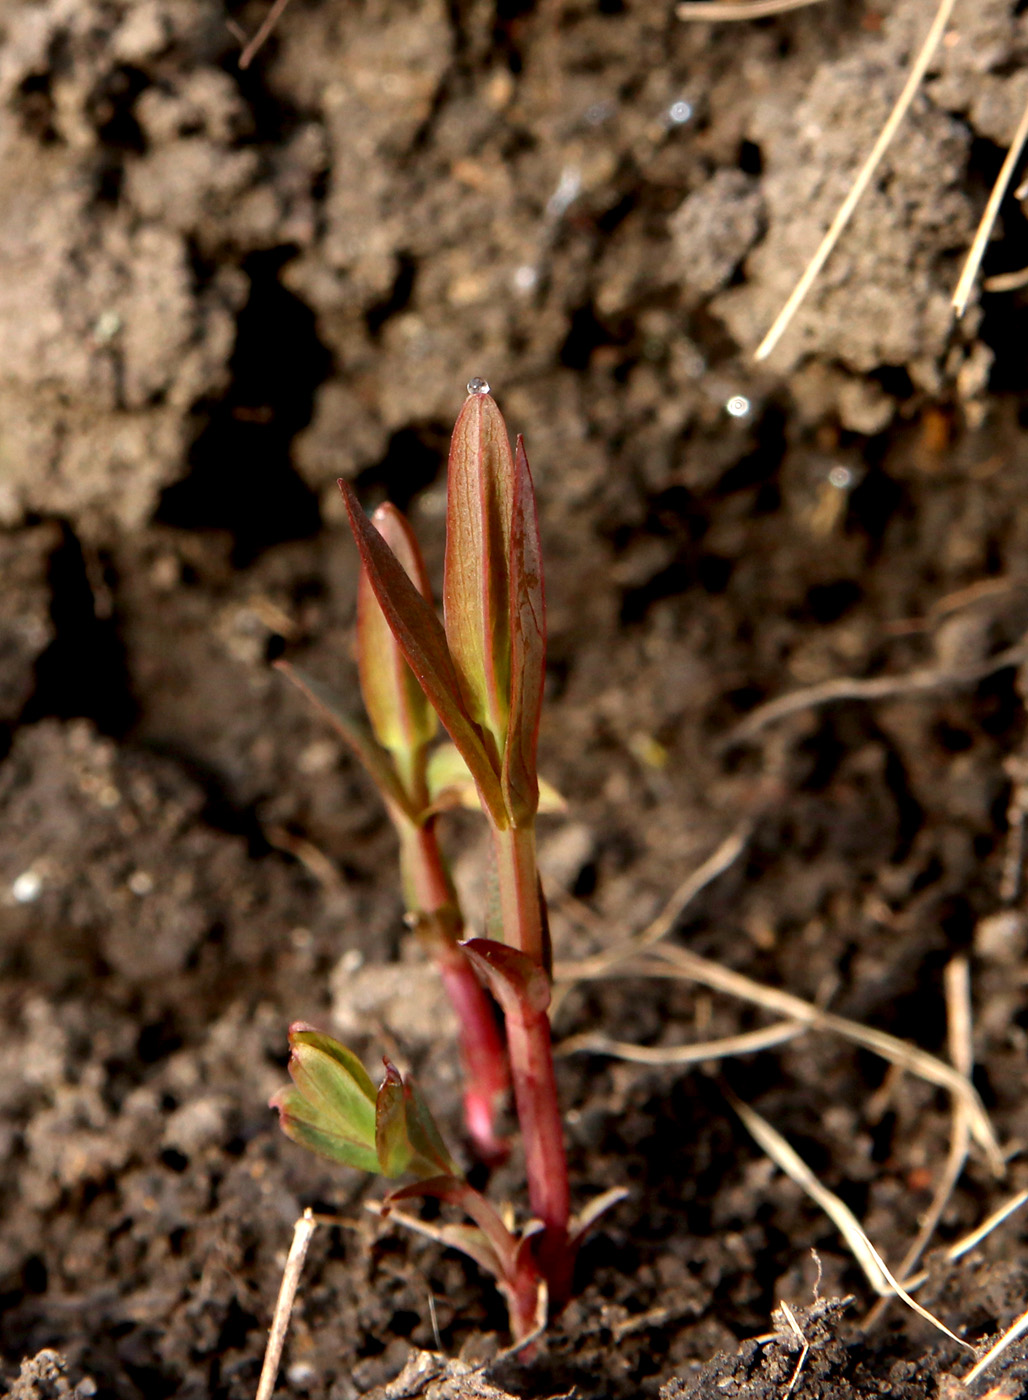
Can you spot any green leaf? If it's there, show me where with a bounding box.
[271,1084,380,1173]
[338,478,507,827]
[425,742,478,810]
[443,389,514,754]
[358,504,438,764]
[502,436,546,826]
[270,1024,379,1172]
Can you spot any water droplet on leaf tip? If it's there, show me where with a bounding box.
[467,377,490,395]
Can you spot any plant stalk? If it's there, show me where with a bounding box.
[490,821,570,1298]
[398,817,509,1162]
[505,999,572,1303]
[492,823,549,970]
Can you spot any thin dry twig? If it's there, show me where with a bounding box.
[871,1190,1028,1298]
[557,1019,806,1064]
[255,1209,318,1400]
[865,957,974,1329]
[778,1300,811,1398]
[238,0,295,69]
[754,0,958,361]
[728,1091,973,1348]
[899,956,973,1280]
[676,0,825,17]
[963,1306,1028,1387]
[948,1189,1028,1263]
[983,265,1028,294]
[953,88,1028,316]
[725,640,1028,746]
[552,820,753,991]
[556,943,1004,1172]
[549,820,752,1020]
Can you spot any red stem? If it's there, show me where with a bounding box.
[398,818,509,1162]
[492,823,548,969]
[504,998,572,1305]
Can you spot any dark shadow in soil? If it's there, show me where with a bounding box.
[21,524,138,737]
[953,132,1028,396]
[351,421,452,515]
[156,248,328,566]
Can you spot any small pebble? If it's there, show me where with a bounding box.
[12,870,43,903]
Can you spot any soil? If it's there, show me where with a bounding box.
[3,0,1028,1397]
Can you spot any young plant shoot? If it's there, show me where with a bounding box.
[277,499,509,1162]
[274,381,619,1340]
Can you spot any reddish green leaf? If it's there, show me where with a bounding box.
[338,478,507,827]
[358,504,438,764]
[460,938,551,1020]
[502,435,545,826]
[375,1062,412,1178]
[443,389,514,752]
[374,1061,459,1179]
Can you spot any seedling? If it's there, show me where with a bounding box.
[273,381,622,1342]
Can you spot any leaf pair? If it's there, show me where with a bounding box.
[271,1024,456,1181]
[339,388,545,831]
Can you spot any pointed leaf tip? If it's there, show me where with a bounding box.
[444,390,515,758]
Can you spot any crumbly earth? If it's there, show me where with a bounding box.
[3,1,1028,1397]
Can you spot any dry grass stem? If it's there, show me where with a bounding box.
[948,1190,1028,1262]
[963,1306,1028,1387]
[754,0,958,361]
[897,957,973,1280]
[874,1190,1028,1298]
[983,266,1028,294]
[953,89,1028,316]
[725,639,1028,746]
[729,1091,972,1347]
[865,958,973,1328]
[557,1019,806,1064]
[239,0,295,69]
[778,1300,811,1397]
[549,820,752,1019]
[556,944,1003,1170]
[676,0,825,18]
[255,1209,318,1400]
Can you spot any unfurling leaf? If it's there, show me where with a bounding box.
[271,1027,458,1181]
[444,389,515,752]
[375,1061,458,1179]
[358,504,438,766]
[502,436,546,825]
[338,478,507,827]
[271,1023,379,1172]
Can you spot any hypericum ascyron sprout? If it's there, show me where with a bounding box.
[273,382,621,1339]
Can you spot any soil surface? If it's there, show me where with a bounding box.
[3,1,1028,1397]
